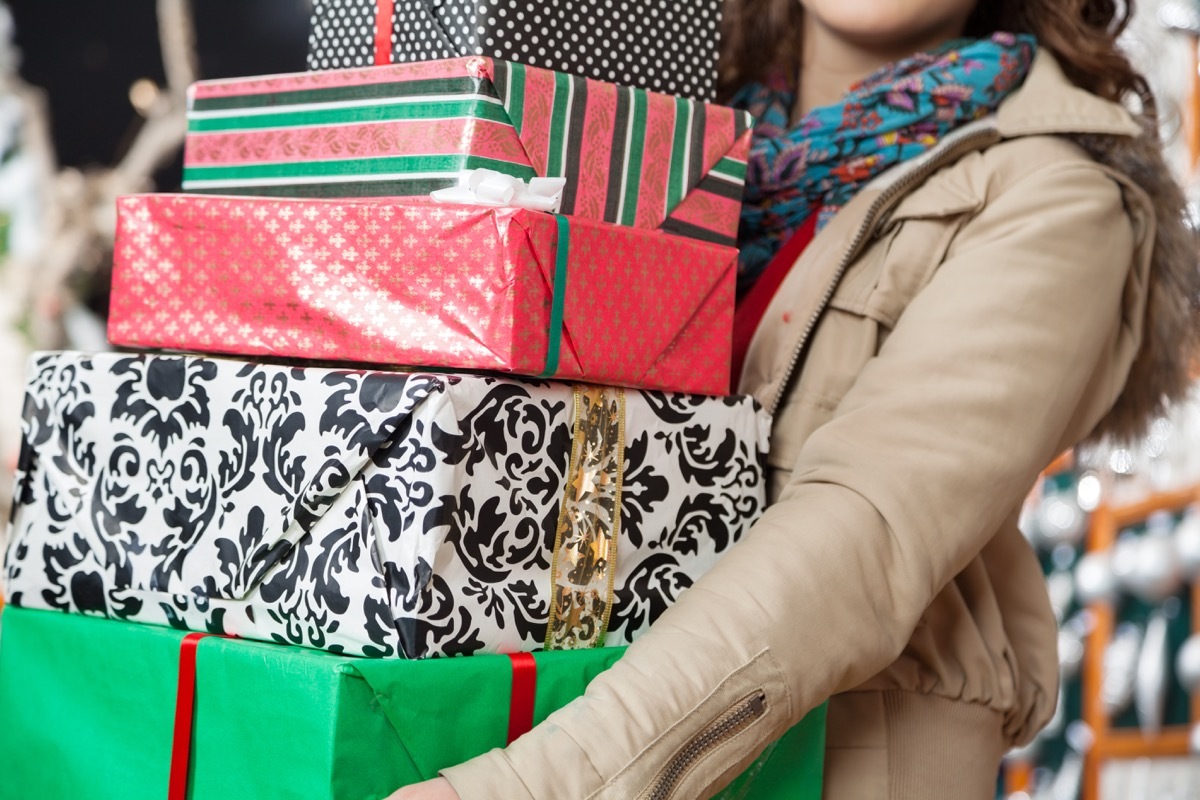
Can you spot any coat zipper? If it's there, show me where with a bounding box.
[642,692,767,800]
[639,124,1001,800]
[766,125,1003,417]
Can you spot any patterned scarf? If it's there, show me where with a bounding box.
[732,32,1037,292]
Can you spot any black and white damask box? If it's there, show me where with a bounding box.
[307,0,724,102]
[5,352,769,659]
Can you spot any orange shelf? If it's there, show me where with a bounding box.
[1071,483,1200,800]
[1092,728,1192,759]
[1045,451,1075,477]
[1110,487,1200,527]
[1004,762,1033,793]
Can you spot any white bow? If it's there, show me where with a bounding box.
[431,169,567,213]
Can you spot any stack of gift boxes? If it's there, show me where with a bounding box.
[0,3,826,799]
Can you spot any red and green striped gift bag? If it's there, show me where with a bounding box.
[183,57,752,246]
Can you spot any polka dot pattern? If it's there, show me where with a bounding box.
[308,0,722,101]
[308,0,375,70]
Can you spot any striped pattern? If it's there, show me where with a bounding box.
[710,156,749,189]
[604,86,648,227]
[182,58,750,240]
[183,74,525,195]
[493,60,525,134]
[661,128,753,246]
[184,157,533,197]
[188,76,499,111]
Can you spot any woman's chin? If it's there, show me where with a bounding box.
[801,0,976,52]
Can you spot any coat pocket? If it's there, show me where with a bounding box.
[858,213,971,329]
[768,212,971,476]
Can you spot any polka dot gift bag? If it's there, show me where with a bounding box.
[307,0,724,103]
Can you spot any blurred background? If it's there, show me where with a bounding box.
[0,0,311,523]
[4,2,1200,798]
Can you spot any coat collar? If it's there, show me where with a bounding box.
[739,51,1145,409]
[994,49,1142,139]
[861,51,1142,220]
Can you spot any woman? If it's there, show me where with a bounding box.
[398,0,1199,797]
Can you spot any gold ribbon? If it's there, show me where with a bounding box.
[544,386,626,650]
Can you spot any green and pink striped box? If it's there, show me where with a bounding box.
[183,57,751,247]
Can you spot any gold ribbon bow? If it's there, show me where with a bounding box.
[545,386,626,650]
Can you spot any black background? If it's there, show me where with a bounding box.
[9,0,311,188]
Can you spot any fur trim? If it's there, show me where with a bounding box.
[1073,129,1200,443]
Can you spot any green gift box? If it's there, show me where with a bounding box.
[0,608,825,799]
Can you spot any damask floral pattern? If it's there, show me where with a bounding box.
[4,352,770,659]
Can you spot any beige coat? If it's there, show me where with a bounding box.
[442,52,1157,799]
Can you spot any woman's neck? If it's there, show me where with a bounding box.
[795,15,968,119]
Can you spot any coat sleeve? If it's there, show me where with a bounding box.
[441,159,1147,799]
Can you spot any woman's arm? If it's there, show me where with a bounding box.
[433,157,1148,799]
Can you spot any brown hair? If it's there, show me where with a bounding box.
[719,0,1200,442]
[717,0,1145,106]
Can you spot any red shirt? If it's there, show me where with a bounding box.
[730,212,821,393]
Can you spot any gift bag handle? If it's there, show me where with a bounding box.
[417,0,463,60]
[376,1,472,66]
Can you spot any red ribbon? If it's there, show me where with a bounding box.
[506,653,538,744]
[168,635,536,795]
[374,0,396,66]
[168,633,214,800]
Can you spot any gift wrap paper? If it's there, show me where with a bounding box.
[0,607,826,800]
[308,0,725,103]
[5,351,770,658]
[182,57,751,245]
[109,194,737,395]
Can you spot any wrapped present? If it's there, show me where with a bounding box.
[0,607,826,800]
[307,0,724,103]
[182,57,751,246]
[109,194,736,395]
[4,352,770,659]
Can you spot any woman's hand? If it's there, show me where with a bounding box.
[386,777,461,800]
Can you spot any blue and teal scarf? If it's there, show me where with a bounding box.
[731,32,1037,292]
